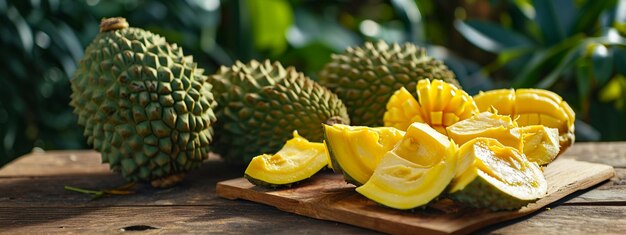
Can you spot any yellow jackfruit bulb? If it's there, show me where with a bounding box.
[323,124,406,185]
[446,112,522,150]
[474,88,575,154]
[520,125,560,166]
[383,87,424,131]
[384,79,478,135]
[244,131,329,188]
[356,122,457,209]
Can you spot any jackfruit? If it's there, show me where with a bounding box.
[473,88,575,153]
[319,41,459,126]
[323,124,405,185]
[384,79,478,134]
[356,122,457,210]
[520,125,560,165]
[70,17,217,187]
[209,60,349,164]
[446,112,522,150]
[449,138,547,211]
[244,131,328,188]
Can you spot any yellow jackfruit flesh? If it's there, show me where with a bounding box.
[356,122,457,209]
[449,138,547,211]
[521,125,560,165]
[323,124,405,185]
[244,131,329,187]
[474,88,575,153]
[446,112,522,150]
[384,79,478,134]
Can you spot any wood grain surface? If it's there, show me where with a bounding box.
[216,159,615,235]
[1,143,626,234]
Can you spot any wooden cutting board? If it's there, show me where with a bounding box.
[216,158,615,235]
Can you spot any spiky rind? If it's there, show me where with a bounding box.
[70,21,217,186]
[449,177,537,211]
[209,60,349,164]
[319,41,459,126]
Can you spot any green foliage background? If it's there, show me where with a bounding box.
[0,0,624,167]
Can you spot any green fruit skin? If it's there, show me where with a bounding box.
[209,60,349,164]
[323,125,362,186]
[319,41,459,126]
[244,174,296,188]
[70,26,217,184]
[449,177,538,211]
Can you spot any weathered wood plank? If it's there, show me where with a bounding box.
[0,205,378,234]
[560,142,626,167]
[563,168,626,204]
[1,205,624,234]
[479,205,626,234]
[0,150,108,177]
[0,150,222,178]
[0,159,245,207]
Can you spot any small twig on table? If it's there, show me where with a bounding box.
[64,182,136,199]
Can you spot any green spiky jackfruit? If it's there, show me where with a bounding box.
[209,60,350,164]
[319,41,459,126]
[70,17,217,188]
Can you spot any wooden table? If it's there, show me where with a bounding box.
[1,142,625,234]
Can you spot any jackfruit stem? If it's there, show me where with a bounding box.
[324,116,346,126]
[100,17,129,32]
[64,182,136,199]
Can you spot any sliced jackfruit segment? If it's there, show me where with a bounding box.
[384,79,478,135]
[356,122,457,210]
[473,88,575,153]
[449,138,547,211]
[446,112,522,150]
[521,125,560,165]
[244,131,328,187]
[383,87,424,131]
[474,89,516,114]
[324,124,405,185]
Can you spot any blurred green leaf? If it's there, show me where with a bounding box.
[571,0,617,34]
[532,0,567,45]
[537,42,586,88]
[376,21,407,43]
[588,97,626,140]
[513,34,585,87]
[454,19,534,53]
[602,28,626,45]
[575,59,593,103]
[7,6,33,54]
[615,48,626,75]
[390,0,424,43]
[484,47,534,73]
[288,7,360,52]
[591,44,614,86]
[247,0,293,55]
[511,0,535,21]
[554,0,577,34]
[599,75,624,102]
[615,0,626,24]
[280,41,334,77]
